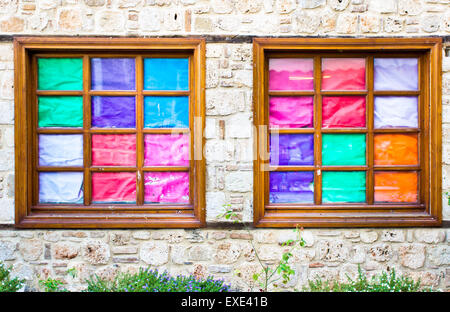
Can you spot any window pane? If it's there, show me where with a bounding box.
[38,96,83,128]
[269,97,313,128]
[91,58,136,90]
[374,58,418,91]
[38,58,83,91]
[92,172,136,203]
[144,96,189,128]
[322,134,366,166]
[374,171,418,203]
[144,172,189,204]
[269,171,314,204]
[322,96,366,128]
[321,58,366,90]
[39,134,83,167]
[144,134,189,166]
[374,96,418,128]
[268,58,314,91]
[322,171,366,203]
[91,96,136,128]
[270,134,314,166]
[91,134,136,166]
[144,58,189,91]
[39,172,83,204]
[374,134,418,166]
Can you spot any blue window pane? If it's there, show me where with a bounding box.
[144,96,189,128]
[144,58,189,91]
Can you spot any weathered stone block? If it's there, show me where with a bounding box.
[53,243,79,260]
[317,240,350,262]
[213,242,241,263]
[0,240,16,261]
[82,240,110,265]
[398,244,425,269]
[140,241,168,265]
[369,243,393,262]
[19,240,42,261]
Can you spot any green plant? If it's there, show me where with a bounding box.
[85,268,230,292]
[0,262,25,292]
[303,265,435,292]
[217,205,305,292]
[39,277,69,292]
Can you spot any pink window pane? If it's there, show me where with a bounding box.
[92,172,136,203]
[322,58,366,91]
[144,134,189,166]
[322,96,366,128]
[92,134,136,166]
[269,97,314,128]
[269,58,314,91]
[144,172,189,204]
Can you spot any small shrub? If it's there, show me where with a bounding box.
[85,268,231,292]
[39,277,69,292]
[0,262,25,292]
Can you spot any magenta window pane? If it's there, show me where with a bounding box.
[269,97,313,128]
[91,58,136,90]
[92,96,136,128]
[269,58,314,91]
[270,171,314,203]
[322,58,366,90]
[144,134,189,166]
[92,172,136,203]
[322,96,366,128]
[374,58,418,91]
[270,134,314,166]
[144,172,189,204]
[91,134,136,166]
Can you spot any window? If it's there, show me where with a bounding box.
[253,38,442,227]
[14,37,205,228]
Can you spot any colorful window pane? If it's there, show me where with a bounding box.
[374,172,418,203]
[39,172,83,204]
[269,171,314,204]
[144,96,189,128]
[322,96,366,128]
[270,134,314,166]
[38,96,83,128]
[269,97,314,128]
[91,134,136,166]
[374,97,418,128]
[322,134,366,166]
[268,58,314,91]
[144,134,189,167]
[91,58,136,90]
[92,172,136,203]
[321,58,366,90]
[39,134,83,167]
[374,58,418,91]
[38,58,83,91]
[374,134,418,166]
[322,171,366,203]
[144,58,189,91]
[91,96,136,128]
[144,172,189,204]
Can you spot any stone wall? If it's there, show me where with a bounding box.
[0,0,449,291]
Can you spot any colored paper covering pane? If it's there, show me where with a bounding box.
[321,58,366,91]
[374,134,418,166]
[322,171,366,203]
[38,96,83,128]
[374,171,418,203]
[269,171,314,204]
[144,172,189,204]
[92,96,136,128]
[39,134,83,167]
[91,58,136,90]
[322,96,366,128]
[91,134,136,166]
[144,96,189,128]
[92,172,136,203]
[322,134,366,166]
[144,134,189,166]
[374,58,418,91]
[268,58,314,91]
[144,58,189,91]
[38,58,83,90]
[270,134,314,166]
[39,172,83,203]
[374,96,418,128]
[269,97,314,128]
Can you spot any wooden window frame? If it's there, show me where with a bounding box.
[253,37,442,228]
[14,37,206,228]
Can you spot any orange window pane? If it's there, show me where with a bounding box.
[374,172,418,203]
[374,134,418,166]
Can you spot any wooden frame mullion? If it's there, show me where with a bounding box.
[314,56,322,205]
[367,55,374,205]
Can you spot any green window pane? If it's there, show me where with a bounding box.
[38,58,83,90]
[38,96,83,128]
[322,171,366,203]
[322,133,366,166]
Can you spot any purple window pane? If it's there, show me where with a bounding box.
[91,58,136,90]
[92,96,136,128]
[269,97,314,128]
[270,134,314,166]
[374,97,418,128]
[270,171,314,204]
[269,58,314,91]
[374,58,418,91]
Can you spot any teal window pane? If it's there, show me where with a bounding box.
[38,96,83,128]
[322,133,366,166]
[322,171,366,203]
[38,58,83,90]
[144,58,189,90]
[144,96,189,128]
